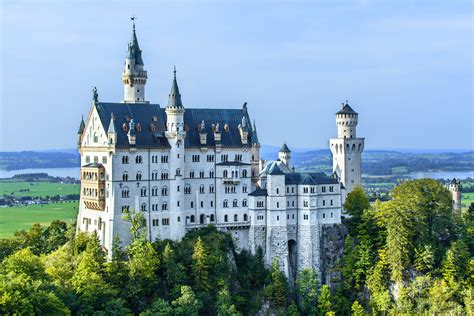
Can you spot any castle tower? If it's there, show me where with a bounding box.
[329,101,364,205]
[278,142,292,169]
[165,67,187,240]
[121,19,148,103]
[449,178,462,213]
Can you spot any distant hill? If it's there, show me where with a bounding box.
[0,147,472,176]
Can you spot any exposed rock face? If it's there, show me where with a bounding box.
[321,223,348,288]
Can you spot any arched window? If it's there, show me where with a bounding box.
[152,186,158,196]
[190,215,195,223]
[140,187,147,197]
[122,156,129,164]
[234,214,238,222]
[242,199,248,207]
[152,170,159,180]
[122,172,128,181]
[141,203,147,212]
[136,155,143,164]
[136,172,142,181]
[224,215,228,222]
[243,214,248,221]
[223,170,228,178]
[233,199,238,207]
[276,188,279,194]
[121,188,129,198]
[242,169,248,178]
[162,186,168,196]
[210,214,215,222]
[223,200,228,208]
[161,171,169,180]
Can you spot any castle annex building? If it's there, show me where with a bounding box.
[76,23,364,279]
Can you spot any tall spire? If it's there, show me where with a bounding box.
[167,66,183,108]
[78,116,85,134]
[126,16,143,65]
[107,113,116,134]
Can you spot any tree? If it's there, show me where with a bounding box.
[172,285,202,316]
[366,250,391,313]
[0,248,68,314]
[162,242,186,299]
[140,298,173,316]
[270,258,289,308]
[42,220,68,253]
[343,186,370,225]
[296,268,319,315]
[441,241,469,282]
[216,282,240,316]
[105,235,129,292]
[351,300,367,316]
[317,285,333,315]
[192,236,211,293]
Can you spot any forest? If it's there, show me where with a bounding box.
[0,179,472,315]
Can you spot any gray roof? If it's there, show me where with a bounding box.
[336,102,357,115]
[167,68,183,108]
[126,23,144,65]
[279,142,291,153]
[251,120,259,145]
[82,163,104,168]
[94,102,258,149]
[78,116,85,134]
[285,172,338,185]
[249,187,267,196]
[262,161,285,175]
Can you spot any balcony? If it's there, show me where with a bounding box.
[80,163,106,211]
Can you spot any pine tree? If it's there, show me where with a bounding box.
[270,258,288,308]
[296,268,319,315]
[351,300,367,316]
[172,285,202,316]
[317,285,333,315]
[192,236,211,293]
[216,282,240,316]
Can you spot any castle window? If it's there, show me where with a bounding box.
[161,155,169,163]
[209,185,215,193]
[200,185,205,194]
[242,169,248,178]
[140,187,147,197]
[276,188,279,194]
[176,168,181,176]
[242,199,248,207]
[292,214,295,219]
[192,155,200,162]
[303,187,308,193]
[257,200,264,207]
[162,187,168,196]
[304,200,308,207]
[330,212,333,218]
[189,171,195,178]
[152,186,158,196]
[287,187,289,194]
[330,200,333,206]
[292,201,295,207]
[224,215,228,222]
[121,205,130,213]
[207,155,215,162]
[210,214,215,222]
[122,172,128,181]
[223,200,228,208]
[242,185,248,193]
[161,171,169,180]
[321,186,326,193]
[210,201,214,207]
[121,188,129,198]
[184,185,191,194]
[233,199,238,207]
[177,185,180,192]
[277,202,279,208]
[190,215,195,223]
[234,214,238,222]
[162,203,168,210]
[223,170,228,178]
[177,201,180,207]
[152,171,159,180]
[322,200,326,206]
[329,186,334,192]
[136,172,142,181]
[311,187,315,193]
[141,203,147,212]
[199,171,205,178]
[277,215,279,221]
[200,201,204,208]
[152,219,159,226]
[135,156,143,164]
[209,170,215,178]
[191,201,194,208]
[162,218,170,225]
[177,216,181,222]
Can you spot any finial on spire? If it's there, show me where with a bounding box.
[130,15,137,30]
[173,65,177,79]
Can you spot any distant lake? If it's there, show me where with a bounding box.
[0,167,472,182]
[0,168,80,179]
[408,171,474,180]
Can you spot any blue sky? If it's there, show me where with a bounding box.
[1,0,472,151]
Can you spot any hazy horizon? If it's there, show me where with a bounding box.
[1,1,473,151]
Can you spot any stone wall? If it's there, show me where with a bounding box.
[320,223,348,288]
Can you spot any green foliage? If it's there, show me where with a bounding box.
[216,282,241,316]
[172,285,202,316]
[269,258,289,308]
[343,186,370,225]
[351,300,367,316]
[296,268,319,315]
[317,285,333,315]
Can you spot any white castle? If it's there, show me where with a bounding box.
[76,23,364,279]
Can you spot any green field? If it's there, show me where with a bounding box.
[0,201,78,238]
[462,192,474,209]
[0,181,80,197]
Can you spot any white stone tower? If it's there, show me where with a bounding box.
[449,178,462,213]
[165,67,187,240]
[329,101,364,204]
[121,19,148,103]
[278,142,292,169]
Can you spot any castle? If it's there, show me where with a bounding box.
[76,22,364,279]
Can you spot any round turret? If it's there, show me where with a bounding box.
[336,101,358,139]
[448,178,462,213]
[278,142,292,168]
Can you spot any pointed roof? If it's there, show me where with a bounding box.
[279,142,291,153]
[167,67,183,108]
[126,22,144,65]
[251,120,259,145]
[107,113,116,133]
[77,116,85,134]
[336,101,357,115]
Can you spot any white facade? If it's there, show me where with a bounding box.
[76,24,362,279]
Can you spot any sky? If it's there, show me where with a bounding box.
[0,0,472,152]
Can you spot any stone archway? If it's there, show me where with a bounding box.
[288,239,297,282]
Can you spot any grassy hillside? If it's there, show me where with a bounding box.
[0,181,80,197]
[0,201,78,238]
